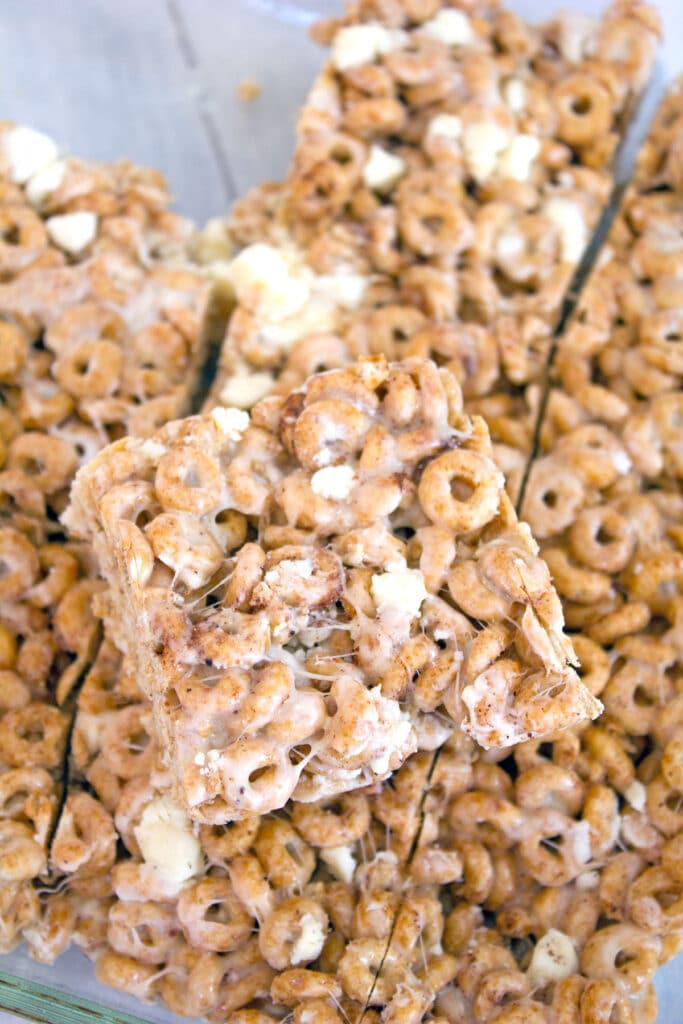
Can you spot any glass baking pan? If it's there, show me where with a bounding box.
[0,0,682,1020]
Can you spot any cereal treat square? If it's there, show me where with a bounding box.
[206,0,660,414]
[66,355,599,823]
[0,122,219,532]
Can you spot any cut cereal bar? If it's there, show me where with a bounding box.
[65,354,600,824]
[206,0,660,422]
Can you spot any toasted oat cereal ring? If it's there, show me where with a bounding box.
[155,445,224,514]
[191,609,271,670]
[521,458,585,539]
[338,937,388,1003]
[200,817,260,867]
[0,527,39,601]
[399,191,472,259]
[581,923,660,995]
[0,321,28,380]
[623,550,683,613]
[343,96,406,138]
[108,900,178,965]
[50,791,117,877]
[54,339,123,398]
[0,207,48,272]
[0,671,31,712]
[447,560,512,621]
[292,399,371,471]
[571,636,610,697]
[99,705,156,780]
[27,543,79,608]
[289,132,366,221]
[178,876,253,952]
[146,511,224,590]
[259,896,328,971]
[568,506,635,574]
[45,302,127,356]
[7,432,78,495]
[0,820,46,881]
[94,951,161,1001]
[0,703,67,769]
[628,864,683,934]
[553,75,613,147]
[418,449,502,533]
[292,793,371,848]
[255,818,315,889]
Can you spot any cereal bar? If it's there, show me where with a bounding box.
[66,354,600,824]
[0,125,221,953]
[0,123,218,533]
[206,0,660,417]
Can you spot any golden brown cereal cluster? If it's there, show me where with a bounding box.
[0,122,216,529]
[206,0,660,434]
[0,126,220,955]
[65,355,599,824]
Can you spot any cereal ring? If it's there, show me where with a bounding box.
[259,896,328,971]
[177,876,253,952]
[418,449,502,533]
[155,446,224,515]
[0,527,39,602]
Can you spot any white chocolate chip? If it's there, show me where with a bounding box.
[371,567,428,622]
[290,912,327,965]
[497,134,540,182]
[624,779,646,812]
[425,113,463,142]
[211,406,250,440]
[363,145,406,193]
[220,370,275,409]
[463,122,510,184]
[422,9,474,47]
[495,229,526,261]
[226,243,310,319]
[25,159,66,207]
[527,929,579,987]
[3,126,58,184]
[555,12,597,64]
[330,23,407,71]
[543,198,587,264]
[46,211,98,254]
[503,77,527,113]
[320,845,357,884]
[311,465,357,501]
[611,449,632,475]
[134,796,202,890]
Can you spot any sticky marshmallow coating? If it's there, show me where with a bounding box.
[66,355,600,823]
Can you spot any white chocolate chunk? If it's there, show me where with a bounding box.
[211,406,250,439]
[624,779,646,812]
[311,465,357,501]
[503,77,527,113]
[290,912,327,965]
[226,243,310,319]
[3,126,58,184]
[422,9,474,47]
[497,134,540,182]
[320,845,357,884]
[463,122,510,184]
[527,929,579,987]
[220,370,275,409]
[555,12,597,64]
[330,24,407,71]
[371,567,428,623]
[426,113,463,142]
[46,211,98,254]
[543,198,587,264]
[25,160,66,207]
[363,145,406,193]
[134,796,202,890]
